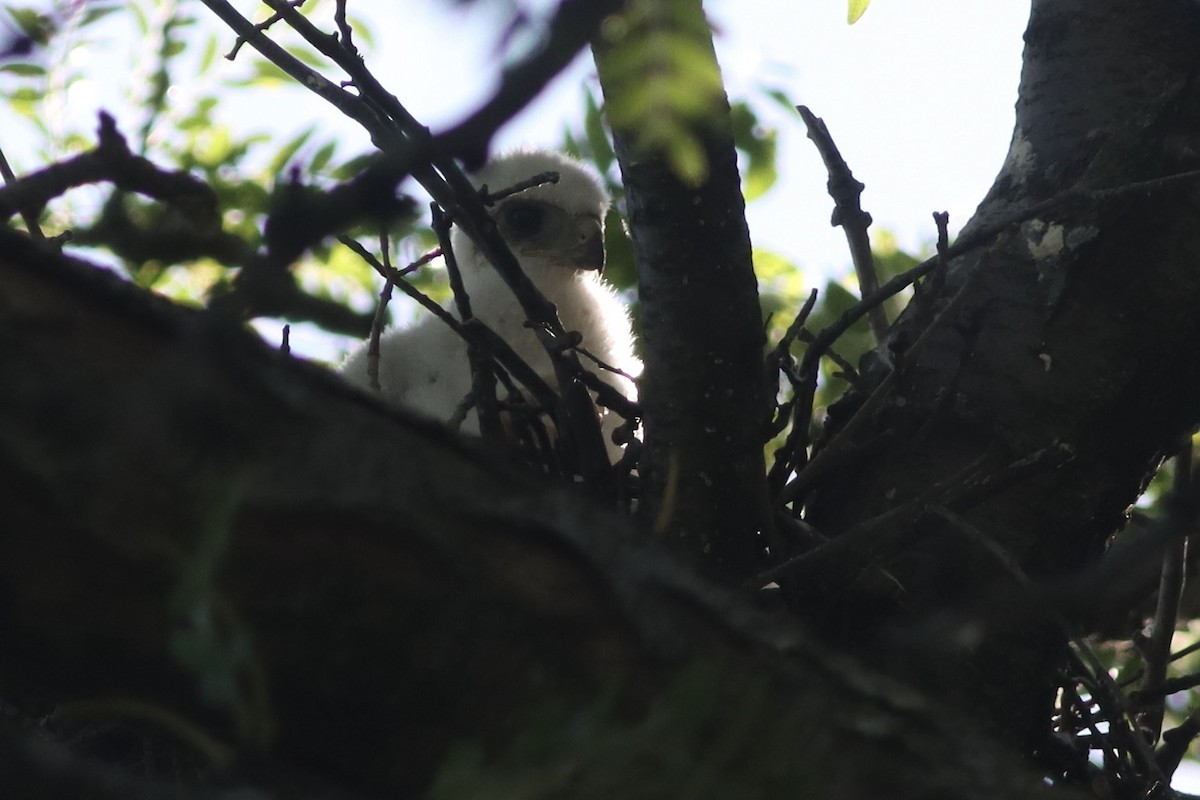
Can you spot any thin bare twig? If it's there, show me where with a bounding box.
[929,210,951,299]
[793,329,858,383]
[779,261,988,506]
[1060,681,1114,768]
[339,236,458,329]
[1135,671,1200,700]
[480,170,560,205]
[337,236,560,415]
[766,362,817,497]
[1161,710,1200,780]
[435,204,472,322]
[765,289,819,492]
[236,0,613,482]
[572,345,640,385]
[333,0,354,49]
[576,368,639,420]
[258,0,560,331]
[769,288,820,365]
[432,202,503,440]
[751,451,990,591]
[365,230,395,391]
[906,211,951,332]
[790,164,1200,405]
[0,141,44,239]
[226,0,306,60]
[1071,642,1171,791]
[1140,437,1194,743]
[798,106,888,346]
[202,0,387,136]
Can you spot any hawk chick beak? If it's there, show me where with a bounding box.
[572,216,605,272]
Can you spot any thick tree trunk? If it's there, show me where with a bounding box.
[594,2,771,586]
[804,0,1200,748]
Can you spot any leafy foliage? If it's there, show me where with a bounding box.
[594,0,727,185]
[427,663,832,800]
[848,0,872,24]
[0,0,438,332]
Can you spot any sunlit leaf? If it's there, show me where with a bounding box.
[347,15,374,48]
[583,89,615,176]
[595,0,725,186]
[603,206,636,291]
[80,2,122,28]
[268,127,316,175]
[753,248,801,282]
[286,43,327,70]
[562,127,582,160]
[330,152,375,181]
[5,5,56,44]
[198,34,219,73]
[0,62,44,76]
[309,140,337,174]
[730,101,778,201]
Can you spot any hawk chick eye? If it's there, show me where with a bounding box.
[500,200,546,239]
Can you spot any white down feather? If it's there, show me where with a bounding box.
[340,150,638,460]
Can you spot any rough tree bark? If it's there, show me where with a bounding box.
[594,0,771,586]
[804,0,1200,749]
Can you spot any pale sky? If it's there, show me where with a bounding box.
[343,1,1033,278]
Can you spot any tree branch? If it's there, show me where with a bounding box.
[798,105,889,345]
[0,113,218,229]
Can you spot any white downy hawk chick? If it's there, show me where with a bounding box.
[340,150,638,459]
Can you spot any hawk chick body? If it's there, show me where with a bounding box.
[340,151,637,459]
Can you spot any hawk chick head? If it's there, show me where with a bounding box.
[452,150,611,284]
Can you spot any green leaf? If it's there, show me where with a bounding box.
[6,85,42,104]
[5,5,56,44]
[583,89,615,176]
[176,96,219,133]
[848,0,872,24]
[602,207,636,291]
[268,127,316,175]
[562,128,582,159]
[309,140,337,174]
[753,248,801,282]
[0,62,45,77]
[595,0,725,185]
[286,43,327,70]
[666,133,707,186]
[347,15,375,48]
[231,58,292,88]
[730,101,778,201]
[197,34,219,73]
[331,152,375,181]
[80,2,122,28]
[129,2,148,36]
